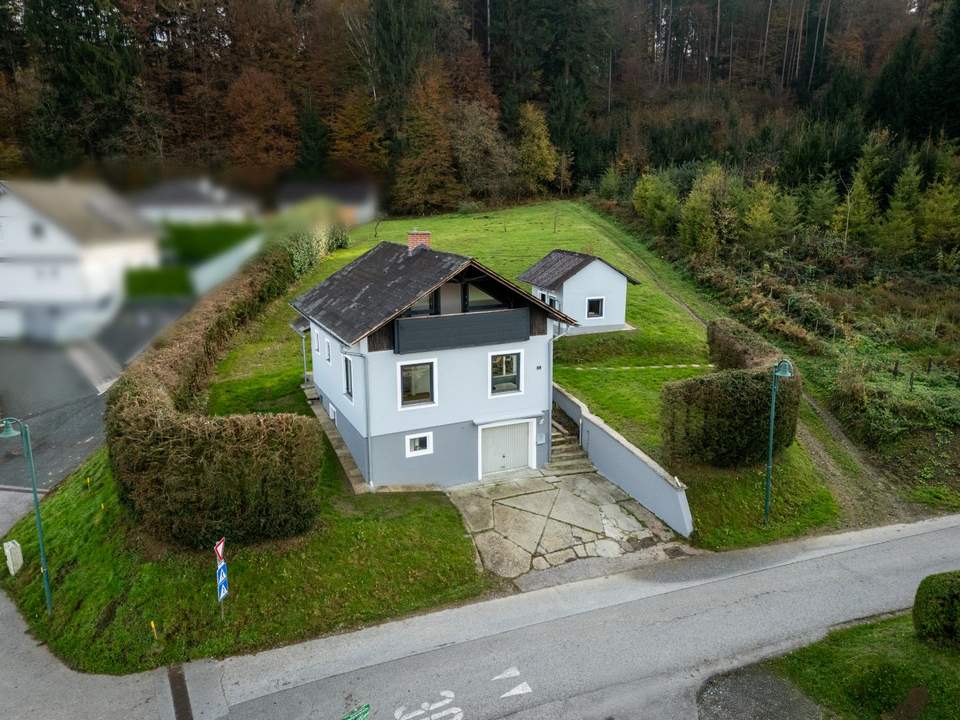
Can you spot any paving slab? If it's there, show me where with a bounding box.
[595,538,625,558]
[549,489,605,534]
[545,548,577,566]
[447,492,493,533]
[493,504,548,554]
[538,518,597,554]
[497,488,556,516]
[472,531,531,579]
[557,474,629,505]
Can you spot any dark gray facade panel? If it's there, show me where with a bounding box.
[395,307,530,354]
[369,421,478,487]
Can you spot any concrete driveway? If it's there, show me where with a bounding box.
[449,471,697,589]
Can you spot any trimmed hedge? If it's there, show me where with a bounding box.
[106,206,335,548]
[662,318,800,466]
[914,571,960,650]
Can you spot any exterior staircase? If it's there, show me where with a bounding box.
[546,419,597,476]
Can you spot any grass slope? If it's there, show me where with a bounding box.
[162,221,260,265]
[771,615,960,719]
[1,445,489,674]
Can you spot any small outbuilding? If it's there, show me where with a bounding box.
[130,178,258,224]
[518,249,639,335]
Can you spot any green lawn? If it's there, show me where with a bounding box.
[125,266,193,298]
[771,614,960,719]
[1,445,489,674]
[162,221,260,265]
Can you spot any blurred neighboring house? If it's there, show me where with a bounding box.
[0,178,160,342]
[130,178,259,224]
[276,180,378,226]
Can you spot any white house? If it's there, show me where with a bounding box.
[291,230,575,488]
[0,178,160,342]
[519,250,639,335]
[130,178,258,224]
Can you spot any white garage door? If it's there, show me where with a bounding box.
[482,422,530,475]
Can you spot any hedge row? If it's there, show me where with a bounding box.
[914,570,960,650]
[661,318,800,467]
[106,207,336,548]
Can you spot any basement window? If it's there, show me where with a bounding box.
[405,432,433,458]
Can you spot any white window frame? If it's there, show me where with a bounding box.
[313,327,319,352]
[343,355,354,403]
[328,404,337,424]
[585,296,605,320]
[397,358,439,411]
[405,431,434,458]
[324,338,332,365]
[476,418,537,480]
[487,349,524,399]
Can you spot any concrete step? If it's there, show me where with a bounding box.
[551,439,579,450]
[544,462,597,476]
[550,447,587,460]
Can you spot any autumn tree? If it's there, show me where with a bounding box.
[224,68,298,183]
[329,89,388,176]
[451,100,516,199]
[392,64,463,214]
[516,102,558,195]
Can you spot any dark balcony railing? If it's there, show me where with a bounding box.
[394,307,530,354]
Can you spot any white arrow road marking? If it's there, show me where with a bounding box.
[500,682,532,699]
[491,666,520,681]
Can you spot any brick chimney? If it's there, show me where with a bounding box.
[407,229,431,253]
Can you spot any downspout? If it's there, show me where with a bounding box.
[342,347,373,490]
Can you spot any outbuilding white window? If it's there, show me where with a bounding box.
[405,432,434,458]
[325,338,331,364]
[398,359,437,409]
[586,297,605,318]
[489,350,523,397]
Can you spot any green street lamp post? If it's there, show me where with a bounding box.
[764,360,795,525]
[1,418,53,615]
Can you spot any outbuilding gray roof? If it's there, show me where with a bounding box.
[291,241,575,345]
[130,178,256,209]
[518,249,640,292]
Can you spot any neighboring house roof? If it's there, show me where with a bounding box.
[129,178,256,210]
[276,180,376,208]
[291,241,575,346]
[518,249,640,292]
[1,178,157,244]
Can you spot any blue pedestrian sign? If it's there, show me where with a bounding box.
[217,562,229,601]
[214,537,228,603]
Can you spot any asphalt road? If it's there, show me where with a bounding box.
[181,515,960,720]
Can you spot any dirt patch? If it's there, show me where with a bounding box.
[698,665,828,720]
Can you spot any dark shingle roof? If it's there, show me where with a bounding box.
[291,241,575,345]
[517,250,640,292]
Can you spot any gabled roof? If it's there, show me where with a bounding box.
[277,180,376,207]
[291,241,575,346]
[518,249,640,292]
[1,178,157,244]
[129,178,256,209]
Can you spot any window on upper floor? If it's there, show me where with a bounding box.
[325,338,331,364]
[407,289,439,317]
[31,222,44,240]
[463,283,504,312]
[490,351,522,397]
[399,359,436,409]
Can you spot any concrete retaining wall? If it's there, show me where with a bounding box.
[553,383,694,537]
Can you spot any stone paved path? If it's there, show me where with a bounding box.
[449,467,699,581]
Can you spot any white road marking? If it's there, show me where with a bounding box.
[395,691,462,720]
[491,666,520,681]
[500,682,531,699]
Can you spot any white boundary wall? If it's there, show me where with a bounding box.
[190,234,263,295]
[553,383,694,537]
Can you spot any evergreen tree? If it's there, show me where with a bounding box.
[867,29,925,140]
[876,161,922,263]
[803,176,840,229]
[926,0,960,138]
[832,173,878,249]
[918,178,960,257]
[392,64,463,214]
[294,100,330,179]
[516,102,558,195]
[772,191,802,241]
[743,181,778,253]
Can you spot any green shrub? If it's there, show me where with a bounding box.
[125,267,192,298]
[913,571,960,649]
[106,207,335,548]
[632,172,680,236]
[598,164,624,200]
[662,318,799,466]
